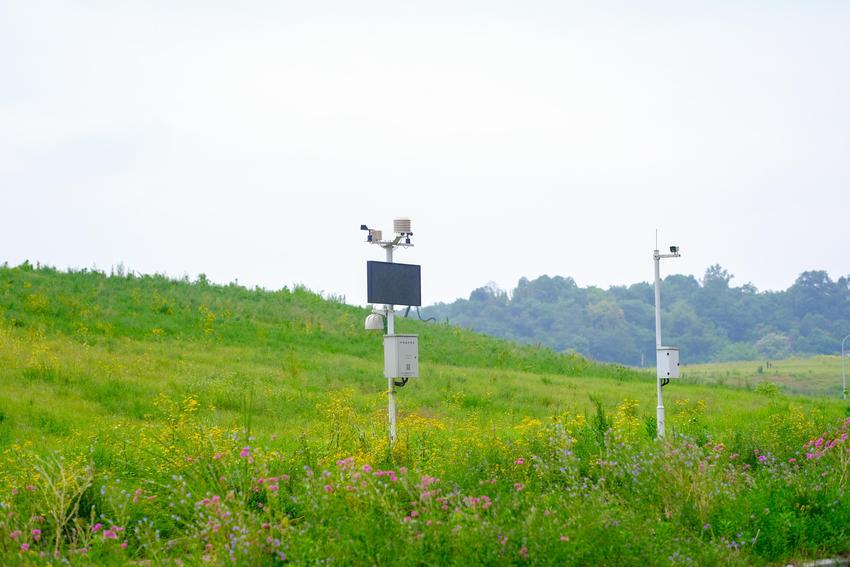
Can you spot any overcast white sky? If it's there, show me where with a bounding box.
[2,1,849,305]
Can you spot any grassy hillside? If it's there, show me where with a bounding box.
[1,264,849,565]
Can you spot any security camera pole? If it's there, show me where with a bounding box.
[361,219,416,446]
[654,243,681,439]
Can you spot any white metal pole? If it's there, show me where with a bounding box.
[842,334,849,400]
[654,250,664,439]
[385,245,397,445]
[654,250,662,348]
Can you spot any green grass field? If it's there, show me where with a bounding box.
[682,356,849,398]
[1,264,849,565]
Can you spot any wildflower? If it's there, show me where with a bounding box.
[103,530,118,540]
[239,447,251,458]
[560,535,569,542]
[92,523,103,533]
[20,543,29,552]
[362,464,373,473]
[31,529,41,541]
[757,455,766,463]
[323,484,334,493]
[519,546,528,559]
[703,523,711,530]
[515,457,525,465]
[788,458,796,463]
[120,542,128,549]
[514,483,525,492]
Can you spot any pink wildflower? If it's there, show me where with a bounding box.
[103,530,118,540]
[120,542,128,549]
[323,484,334,493]
[514,483,525,492]
[515,457,525,465]
[20,543,29,552]
[92,523,103,533]
[10,530,21,540]
[31,529,41,541]
[239,446,251,458]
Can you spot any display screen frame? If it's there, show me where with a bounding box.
[366,261,422,306]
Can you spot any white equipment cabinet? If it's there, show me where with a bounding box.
[384,334,419,378]
[656,347,680,379]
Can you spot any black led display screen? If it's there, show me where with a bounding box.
[367,261,422,306]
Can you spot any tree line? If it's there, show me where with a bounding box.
[421,266,850,365]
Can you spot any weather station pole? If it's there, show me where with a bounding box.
[361,219,419,448]
[385,244,397,443]
[654,242,681,440]
[842,334,850,400]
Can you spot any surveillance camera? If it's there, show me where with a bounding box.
[670,246,679,254]
[364,313,384,331]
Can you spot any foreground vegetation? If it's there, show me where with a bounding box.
[1,264,849,565]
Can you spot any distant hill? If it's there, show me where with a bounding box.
[422,266,850,365]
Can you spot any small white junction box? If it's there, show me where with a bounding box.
[384,334,419,378]
[657,347,680,379]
